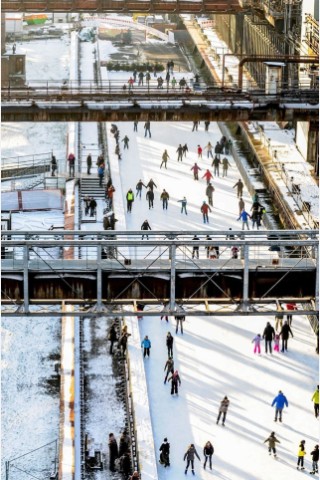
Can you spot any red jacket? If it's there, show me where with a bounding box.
[201,203,211,214]
[203,170,213,180]
[197,146,203,155]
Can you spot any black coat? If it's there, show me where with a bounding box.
[108,326,117,342]
[280,323,293,340]
[109,438,118,458]
[311,447,319,461]
[166,335,174,348]
[263,324,275,341]
[160,442,170,455]
[203,445,214,456]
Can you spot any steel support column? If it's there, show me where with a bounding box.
[315,245,319,314]
[170,244,176,311]
[97,244,102,309]
[23,244,29,313]
[242,244,249,312]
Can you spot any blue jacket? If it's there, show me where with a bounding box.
[238,210,250,222]
[141,338,151,348]
[272,392,288,409]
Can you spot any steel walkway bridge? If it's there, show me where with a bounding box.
[2,0,249,13]
[1,230,318,317]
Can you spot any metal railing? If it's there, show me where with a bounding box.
[1,152,52,179]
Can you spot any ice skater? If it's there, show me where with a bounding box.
[297,440,306,470]
[271,390,288,422]
[203,441,214,470]
[216,396,230,426]
[184,443,200,475]
[159,438,170,467]
[264,431,280,457]
[252,333,262,354]
[141,335,151,357]
[168,370,181,395]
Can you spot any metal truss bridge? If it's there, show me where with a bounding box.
[2,230,318,318]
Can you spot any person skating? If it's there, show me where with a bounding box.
[197,144,203,159]
[204,120,210,131]
[168,370,181,395]
[252,333,262,354]
[144,120,151,138]
[51,154,57,176]
[166,332,174,357]
[159,438,170,467]
[164,356,174,384]
[141,335,151,357]
[160,150,170,169]
[310,445,319,474]
[121,135,129,149]
[146,71,151,86]
[119,430,130,457]
[275,301,284,332]
[263,321,275,353]
[141,219,151,239]
[205,183,215,207]
[251,209,261,230]
[126,189,134,212]
[312,385,319,418]
[238,197,245,216]
[297,440,306,470]
[191,162,201,180]
[89,197,97,217]
[237,209,251,230]
[264,431,280,457]
[271,390,288,422]
[106,184,116,208]
[274,333,280,352]
[285,302,297,325]
[212,155,221,177]
[133,120,138,132]
[279,321,293,352]
[177,144,184,162]
[67,152,75,177]
[203,441,214,470]
[146,178,157,191]
[146,188,154,209]
[192,235,200,258]
[233,179,244,197]
[108,323,118,354]
[201,201,212,224]
[184,443,200,475]
[138,71,144,86]
[182,143,188,157]
[202,169,213,185]
[216,396,230,426]
[204,141,214,159]
[178,197,188,215]
[214,141,222,155]
[175,314,185,334]
[108,433,119,472]
[136,179,146,199]
[160,189,170,210]
[192,121,199,131]
[222,157,231,176]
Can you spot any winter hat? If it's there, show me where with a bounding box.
[164,438,168,442]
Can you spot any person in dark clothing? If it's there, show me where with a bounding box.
[141,219,151,239]
[160,150,170,169]
[297,440,306,470]
[175,314,185,334]
[133,120,138,132]
[119,430,130,457]
[182,143,188,157]
[67,152,75,177]
[144,121,151,138]
[233,179,244,198]
[51,154,57,176]
[146,178,157,191]
[160,189,170,210]
[177,144,184,162]
[89,197,97,217]
[216,396,229,426]
[159,438,170,467]
[184,444,200,475]
[166,332,174,357]
[203,441,214,469]
[119,332,131,356]
[122,135,129,149]
[119,452,131,478]
[168,370,181,395]
[214,142,222,154]
[126,189,134,212]
[279,321,293,352]
[212,156,221,177]
[192,121,199,131]
[310,444,319,474]
[146,189,154,209]
[86,154,92,174]
[204,120,210,131]
[264,432,280,457]
[164,357,174,384]
[263,321,275,353]
[192,235,200,258]
[206,183,215,207]
[108,323,118,354]
[108,433,118,472]
[191,162,201,180]
[136,179,146,199]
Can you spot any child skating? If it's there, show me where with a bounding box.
[252,334,262,354]
[297,440,306,470]
[264,431,280,457]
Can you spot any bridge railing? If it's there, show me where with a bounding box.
[1,152,52,177]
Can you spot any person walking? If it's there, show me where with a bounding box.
[275,301,284,332]
[119,452,131,477]
[191,162,201,180]
[178,197,188,215]
[297,440,306,470]
[98,163,105,187]
[175,314,185,334]
[159,438,170,467]
[192,235,200,258]
[67,152,75,177]
[251,210,261,230]
[271,390,288,422]
[126,189,134,213]
[144,121,151,138]
[141,219,151,239]
[108,323,118,354]
[222,157,231,176]
[184,444,200,475]
[212,155,221,177]
[108,433,119,472]
[263,321,275,354]
[182,143,188,157]
[202,169,213,185]
[86,153,92,175]
[204,142,214,159]
[264,432,280,457]
[106,184,116,208]
[310,445,319,474]
[138,71,144,86]
[216,396,230,426]
[279,321,293,352]
[133,120,138,132]
[122,135,129,149]
[214,141,222,155]
[128,76,134,91]
[89,197,97,217]
[201,201,212,224]
[192,121,199,131]
[312,385,319,418]
[146,188,154,209]
[166,332,174,357]
[197,145,203,159]
[233,179,244,197]
[203,441,214,470]
[164,357,174,384]
[160,189,170,210]
[206,183,215,206]
[177,144,184,162]
[168,370,181,395]
[146,178,157,191]
[119,331,131,356]
[237,210,251,230]
[136,179,146,199]
[160,150,170,169]
[252,334,262,354]
[141,335,151,357]
[274,333,280,352]
[238,197,245,216]
[51,154,57,176]
[204,120,210,131]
